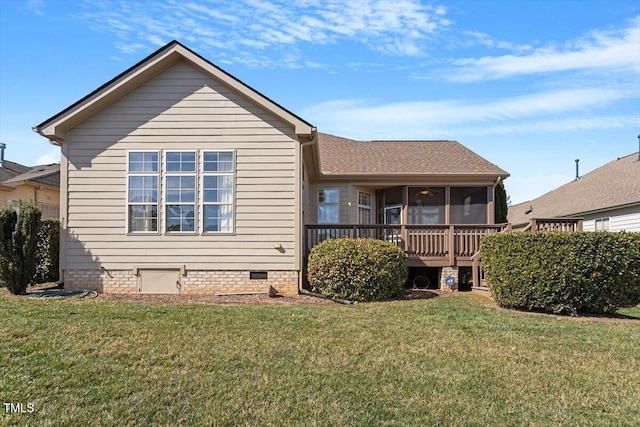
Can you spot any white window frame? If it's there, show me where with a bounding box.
[318,188,339,224]
[595,217,610,231]
[201,150,235,234]
[164,151,197,234]
[126,150,160,234]
[358,191,372,225]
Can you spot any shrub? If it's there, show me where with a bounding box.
[0,201,41,294]
[0,207,18,288]
[307,238,408,302]
[480,232,640,316]
[35,219,60,284]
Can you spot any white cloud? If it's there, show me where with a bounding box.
[27,0,45,16]
[73,0,451,67]
[36,148,61,165]
[302,86,637,139]
[463,31,532,53]
[114,42,147,54]
[441,17,640,82]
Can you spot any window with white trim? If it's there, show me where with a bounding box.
[128,151,159,233]
[358,191,372,224]
[595,217,610,231]
[165,151,196,232]
[202,151,234,233]
[318,188,339,223]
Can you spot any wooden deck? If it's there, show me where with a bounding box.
[305,218,584,290]
[304,224,509,267]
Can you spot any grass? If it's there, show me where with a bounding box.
[1,292,639,426]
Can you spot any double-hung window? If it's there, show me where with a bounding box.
[127,150,234,234]
[358,192,372,224]
[128,152,159,233]
[318,189,339,223]
[202,151,234,233]
[165,151,196,232]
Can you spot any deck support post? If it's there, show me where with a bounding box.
[448,225,455,266]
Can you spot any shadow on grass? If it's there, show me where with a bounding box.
[403,289,439,300]
[501,305,640,321]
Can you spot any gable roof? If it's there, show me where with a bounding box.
[316,133,509,178]
[34,40,314,143]
[508,152,640,226]
[3,163,60,189]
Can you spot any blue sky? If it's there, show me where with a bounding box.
[1,0,638,204]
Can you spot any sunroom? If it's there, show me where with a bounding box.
[306,183,507,269]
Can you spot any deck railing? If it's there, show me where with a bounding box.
[304,224,508,261]
[527,218,583,232]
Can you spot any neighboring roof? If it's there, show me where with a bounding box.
[316,133,509,178]
[508,152,640,226]
[35,40,314,142]
[3,163,60,189]
[0,160,31,183]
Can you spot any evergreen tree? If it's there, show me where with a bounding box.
[0,201,41,294]
[495,181,508,224]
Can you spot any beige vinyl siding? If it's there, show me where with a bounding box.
[301,159,312,225]
[64,60,299,270]
[0,184,60,219]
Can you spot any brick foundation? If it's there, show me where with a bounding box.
[64,269,299,296]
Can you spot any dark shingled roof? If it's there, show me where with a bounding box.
[0,160,31,183]
[317,133,509,177]
[508,152,640,226]
[2,163,60,189]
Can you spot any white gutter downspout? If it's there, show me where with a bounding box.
[298,129,317,294]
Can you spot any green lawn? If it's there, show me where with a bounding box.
[1,292,639,426]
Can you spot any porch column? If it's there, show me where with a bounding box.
[440,266,459,292]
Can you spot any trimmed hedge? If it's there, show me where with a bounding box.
[307,238,408,302]
[480,232,640,316]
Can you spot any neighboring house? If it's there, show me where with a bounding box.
[34,40,509,295]
[0,146,60,219]
[508,152,640,232]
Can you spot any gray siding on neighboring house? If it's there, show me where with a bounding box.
[581,205,640,232]
[64,60,298,270]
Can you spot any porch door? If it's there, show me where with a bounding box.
[384,205,403,245]
[384,205,403,225]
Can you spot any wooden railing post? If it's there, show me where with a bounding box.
[448,225,455,266]
[471,251,481,288]
[401,224,407,252]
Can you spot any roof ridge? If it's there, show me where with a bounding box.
[370,139,458,143]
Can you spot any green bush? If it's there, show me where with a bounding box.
[480,232,640,316]
[35,219,60,284]
[0,201,41,294]
[307,238,408,302]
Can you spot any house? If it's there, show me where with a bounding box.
[0,144,60,219]
[34,40,509,295]
[508,153,640,232]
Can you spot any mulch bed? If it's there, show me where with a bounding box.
[8,284,442,306]
[97,289,442,306]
